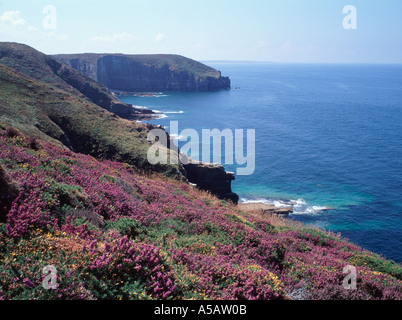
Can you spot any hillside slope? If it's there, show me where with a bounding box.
[0,43,401,301]
[0,42,153,120]
[0,129,401,300]
[0,42,239,201]
[53,53,231,92]
[0,54,180,177]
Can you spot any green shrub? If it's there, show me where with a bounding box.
[106,218,147,239]
[352,253,402,280]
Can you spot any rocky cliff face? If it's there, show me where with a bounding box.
[182,161,239,204]
[53,54,231,92]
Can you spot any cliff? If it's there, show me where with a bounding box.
[0,42,153,121]
[0,42,237,202]
[53,53,231,92]
[0,43,179,177]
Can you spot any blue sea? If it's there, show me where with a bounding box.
[119,63,402,263]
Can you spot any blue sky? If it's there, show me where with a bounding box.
[0,0,401,63]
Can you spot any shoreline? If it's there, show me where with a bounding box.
[238,197,335,215]
[129,105,166,122]
[113,90,167,97]
[238,202,293,215]
[115,92,168,122]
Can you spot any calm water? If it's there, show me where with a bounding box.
[119,63,402,263]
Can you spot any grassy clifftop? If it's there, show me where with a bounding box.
[126,54,222,78]
[56,53,222,79]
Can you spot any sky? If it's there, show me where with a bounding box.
[0,0,401,63]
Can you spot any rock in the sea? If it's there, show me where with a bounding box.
[238,203,293,215]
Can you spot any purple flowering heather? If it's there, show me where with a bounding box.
[0,131,401,300]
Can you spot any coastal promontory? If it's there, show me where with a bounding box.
[53,53,231,92]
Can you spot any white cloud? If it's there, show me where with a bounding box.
[154,33,167,42]
[0,10,68,44]
[89,32,136,43]
[0,11,28,27]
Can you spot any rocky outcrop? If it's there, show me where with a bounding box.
[238,203,293,216]
[149,130,239,204]
[53,54,231,92]
[183,161,239,204]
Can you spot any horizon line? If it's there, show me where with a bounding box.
[201,60,402,65]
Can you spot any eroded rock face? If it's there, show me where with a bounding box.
[53,54,231,92]
[97,55,231,92]
[146,131,238,202]
[183,161,239,204]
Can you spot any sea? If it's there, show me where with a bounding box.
[118,62,402,263]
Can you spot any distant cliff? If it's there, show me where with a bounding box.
[53,54,231,92]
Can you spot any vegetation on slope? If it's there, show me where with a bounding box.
[0,59,180,178]
[0,42,400,301]
[0,129,401,300]
[0,42,143,119]
[116,54,222,78]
